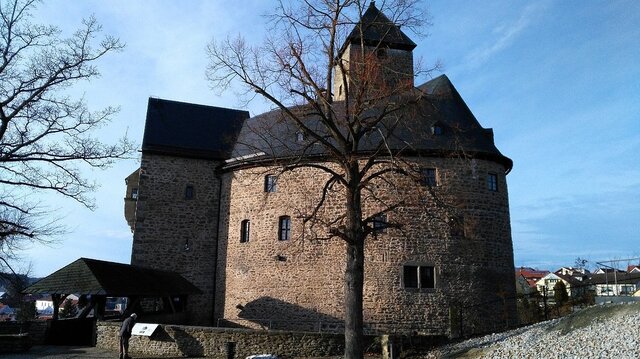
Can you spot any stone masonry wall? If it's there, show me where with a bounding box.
[131,153,223,325]
[97,321,344,358]
[217,157,516,336]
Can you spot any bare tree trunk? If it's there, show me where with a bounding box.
[345,240,365,359]
[345,165,365,359]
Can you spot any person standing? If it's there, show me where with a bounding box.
[119,313,137,359]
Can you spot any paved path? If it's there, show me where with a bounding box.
[2,345,204,359]
[3,346,117,358]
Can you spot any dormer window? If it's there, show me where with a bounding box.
[296,131,305,143]
[131,188,138,199]
[431,124,443,136]
[376,48,387,59]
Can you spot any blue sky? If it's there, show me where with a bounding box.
[20,0,639,276]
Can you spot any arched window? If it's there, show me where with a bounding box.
[240,220,250,243]
[278,216,291,241]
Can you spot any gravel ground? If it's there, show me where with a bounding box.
[423,302,640,358]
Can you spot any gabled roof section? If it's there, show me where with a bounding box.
[228,74,513,172]
[142,98,249,160]
[23,258,201,297]
[340,1,416,55]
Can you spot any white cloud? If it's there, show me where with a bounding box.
[463,1,549,70]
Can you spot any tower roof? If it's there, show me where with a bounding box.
[340,1,417,55]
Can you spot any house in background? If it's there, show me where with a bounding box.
[516,267,549,292]
[0,304,15,321]
[535,272,583,299]
[588,272,640,297]
[627,265,640,273]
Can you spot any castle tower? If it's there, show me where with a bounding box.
[333,2,416,101]
[127,98,248,325]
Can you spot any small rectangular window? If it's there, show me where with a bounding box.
[403,266,419,288]
[131,188,138,199]
[449,216,465,237]
[240,220,250,243]
[403,265,435,289]
[420,168,437,186]
[487,173,498,192]
[185,185,194,199]
[278,216,291,241]
[373,213,387,233]
[265,175,277,193]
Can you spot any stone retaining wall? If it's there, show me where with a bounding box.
[0,334,30,353]
[97,321,344,358]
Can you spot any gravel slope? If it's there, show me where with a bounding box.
[423,302,640,358]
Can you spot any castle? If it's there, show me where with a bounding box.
[124,3,516,336]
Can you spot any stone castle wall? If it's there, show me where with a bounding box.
[131,153,223,325]
[97,321,345,358]
[216,157,516,335]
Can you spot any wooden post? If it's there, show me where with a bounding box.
[51,294,68,320]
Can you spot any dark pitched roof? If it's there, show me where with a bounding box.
[339,1,416,55]
[142,98,249,160]
[229,75,512,171]
[588,272,640,285]
[23,258,201,297]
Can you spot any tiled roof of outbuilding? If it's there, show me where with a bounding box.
[142,97,249,160]
[23,258,201,297]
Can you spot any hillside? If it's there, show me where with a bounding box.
[424,302,640,358]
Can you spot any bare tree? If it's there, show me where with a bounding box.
[0,0,134,271]
[207,1,443,358]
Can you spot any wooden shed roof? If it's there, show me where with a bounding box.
[23,258,201,297]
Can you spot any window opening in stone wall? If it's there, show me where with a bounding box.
[403,265,435,289]
[420,168,437,186]
[296,131,305,143]
[131,188,138,199]
[264,175,277,193]
[185,185,194,199]
[373,213,387,233]
[240,219,250,243]
[432,124,443,136]
[449,215,465,237]
[278,216,291,241]
[487,173,498,192]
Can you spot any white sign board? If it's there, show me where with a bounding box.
[132,323,159,336]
